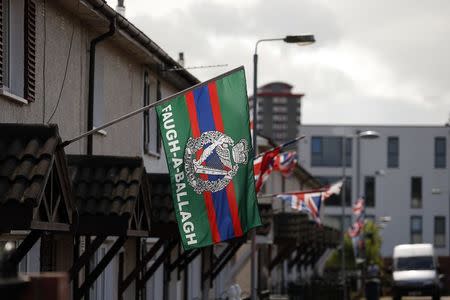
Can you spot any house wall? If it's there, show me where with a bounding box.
[0,1,198,299]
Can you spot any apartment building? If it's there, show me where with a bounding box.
[298,125,450,258]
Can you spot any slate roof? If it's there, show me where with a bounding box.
[0,124,60,207]
[68,155,145,217]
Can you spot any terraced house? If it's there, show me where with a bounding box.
[0,1,341,299]
[0,0,212,299]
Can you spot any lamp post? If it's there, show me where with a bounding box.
[252,34,315,300]
[341,130,379,300]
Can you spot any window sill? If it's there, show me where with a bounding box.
[0,88,28,105]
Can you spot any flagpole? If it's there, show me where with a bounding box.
[60,66,245,148]
[255,136,305,159]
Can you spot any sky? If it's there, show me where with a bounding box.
[106,0,450,125]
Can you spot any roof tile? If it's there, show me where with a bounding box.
[0,124,61,207]
[68,155,145,217]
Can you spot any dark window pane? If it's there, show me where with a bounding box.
[365,176,375,207]
[410,216,422,244]
[143,71,150,152]
[311,136,352,167]
[312,137,322,154]
[387,137,399,168]
[411,177,422,208]
[434,216,445,247]
[435,137,446,168]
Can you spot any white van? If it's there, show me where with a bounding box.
[392,244,440,300]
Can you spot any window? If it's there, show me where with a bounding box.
[273,97,287,104]
[143,71,150,152]
[272,114,288,122]
[435,137,446,168]
[311,136,352,167]
[93,48,105,128]
[410,216,422,243]
[0,0,36,101]
[387,137,399,168]
[411,177,422,208]
[272,123,287,130]
[364,176,375,207]
[147,80,162,156]
[317,176,351,206]
[434,216,445,248]
[273,106,288,113]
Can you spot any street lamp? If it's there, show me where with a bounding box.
[341,130,379,300]
[251,34,315,300]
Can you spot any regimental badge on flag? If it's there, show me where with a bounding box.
[156,67,262,250]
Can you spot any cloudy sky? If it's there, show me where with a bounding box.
[107,0,450,125]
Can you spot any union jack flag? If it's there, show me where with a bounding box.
[348,219,364,237]
[323,180,343,199]
[276,192,323,224]
[273,151,297,177]
[253,148,280,193]
[352,198,365,216]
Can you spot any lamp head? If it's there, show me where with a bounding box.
[283,35,315,46]
[358,130,380,139]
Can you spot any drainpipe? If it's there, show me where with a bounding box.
[87,17,116,155]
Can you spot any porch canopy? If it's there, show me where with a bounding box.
[67,155,151,236]
[0,124,74,232]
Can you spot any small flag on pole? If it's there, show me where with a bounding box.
[253,148,280,193]
[275,192,323,224]
[352,198,365,216]
[273,151,297,177]
[323,180,344,199]
[156,67,262,249]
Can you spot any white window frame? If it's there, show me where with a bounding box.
[1,0,27,103]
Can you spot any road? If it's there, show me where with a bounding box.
[380,297,450,300]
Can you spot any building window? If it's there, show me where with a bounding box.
[272,123,287,130]
[364,176,375,207]
[410,216,422,244]
[273,97,287,104]
[411,177,422,208]
[311,136,352,167]
[387,137,399,168]
[93,48,105,128]
[143,71,150,153]
[2,0,25,96]
[1,0,35,101]
[434,216,445,248]
[272,114,288,122]
[317,176,351,206]
[435,137,446,168]
[145,79,161,155]
[273,105,288,113]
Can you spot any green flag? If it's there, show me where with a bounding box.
[156,67,261,249]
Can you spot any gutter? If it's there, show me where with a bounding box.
[87,17,116,155]
[83,0,199,88]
